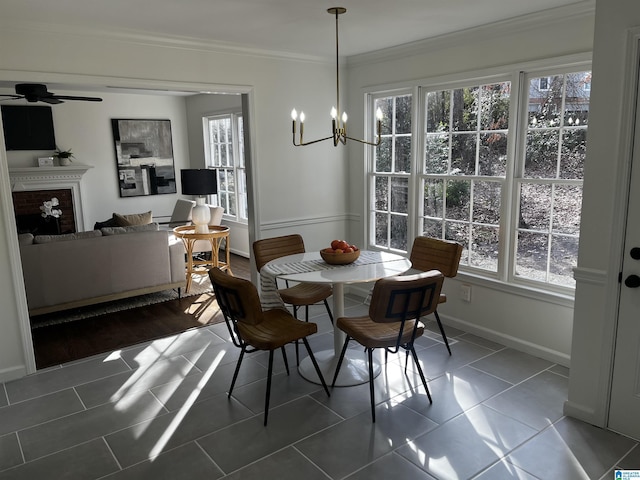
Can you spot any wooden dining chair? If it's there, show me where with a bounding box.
[253,234,334,362]
[331,270,444,422]
[209,267,330,426]
[409,236,463,355]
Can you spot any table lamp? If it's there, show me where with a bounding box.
[181,169,217,234]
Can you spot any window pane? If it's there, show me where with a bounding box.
[445,179,471,221]
[479,132,507,176]
[451,133,476,174]
[426,90,450,132]
[423,179,443,218]
[395,95,412,134]
[376,97,393,135]
[528,75,563,128]
[452,87,478,131]
[480,83,510,130]
[549,235,578,287]
[395,136,411,172]
[425,134,449,173]
[471,225,499,271]
[375,212,388,247]
[445,221,469,264]
[390,177,408,213]
[375,176,388,210]
[473,181,501,225]
[552,185,582,235]
[422,218,442,238]
[564,72,591,126]
[525,130,559,178]
[390,214,408,250]
[515,231,548,281]
[376,137,392,172]
[560,128,586,180]
[520,183,551,230]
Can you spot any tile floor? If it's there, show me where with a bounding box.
[0,295,638,480]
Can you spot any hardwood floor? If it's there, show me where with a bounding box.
[31,254,251,369]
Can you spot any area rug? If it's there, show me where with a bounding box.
[30,275,214,329]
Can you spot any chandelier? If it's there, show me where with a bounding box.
[291,7,383,147]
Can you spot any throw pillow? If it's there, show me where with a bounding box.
[113,211,153,227]
[34,230,102,244]
[18,233,34,246]
[93,217,118,230]
[101,223,160,236]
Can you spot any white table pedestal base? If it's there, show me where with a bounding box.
[298,349,381,387]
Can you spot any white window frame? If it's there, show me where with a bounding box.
[203,112,247,224]
[366,60,591,299]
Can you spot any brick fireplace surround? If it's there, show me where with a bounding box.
[8,164,93,234]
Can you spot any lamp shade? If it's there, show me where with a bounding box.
[181,169,217,196]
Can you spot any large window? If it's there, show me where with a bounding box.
[203,113,247,223]
[369,66,591,293]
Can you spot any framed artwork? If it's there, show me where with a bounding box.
[111,119,177,197]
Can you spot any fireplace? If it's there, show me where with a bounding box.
[9,164,93,233]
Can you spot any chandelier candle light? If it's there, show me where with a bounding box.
[291,7,383,147]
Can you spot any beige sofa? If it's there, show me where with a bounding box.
[19,224,186,316]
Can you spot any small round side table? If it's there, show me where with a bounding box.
[173,225,233,292]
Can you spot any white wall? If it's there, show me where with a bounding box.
[343,7,596,365]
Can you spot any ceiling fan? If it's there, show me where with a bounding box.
[0,83,103,104]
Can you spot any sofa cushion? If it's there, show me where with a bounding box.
[34,230,102,244]
[101,223,160,236]
[113,211,153,226]
[18,233,34,246]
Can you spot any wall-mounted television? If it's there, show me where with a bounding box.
[1,105,56,151]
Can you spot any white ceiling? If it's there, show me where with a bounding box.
[1,0,592,58]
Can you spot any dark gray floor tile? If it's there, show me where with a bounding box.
[396,405,537,479]
[223,447,328,480]
[0,389,84,435]
[0,438,119,480]
[507,417,637,479]
[0,434,22,472]
[0,385,7,408]
[19,391,164,461]
[5,356,131,403]
[618,443,640,469]
[402,338,495,380]
[296,403,438,479]
[484,370,568,430]
[118,327,226,368]
[103,442,223,479]
[105,393,253,468]
[470,348,554,384]
[150,357,266,411]
[75,355,200,408]
[344,452,438,480]
[549,363,570,377]
[458,333,507,351]
[198,396,341,474]
[399,365,511,424]
[473,459,540,479]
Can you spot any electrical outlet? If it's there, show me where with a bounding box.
[460,284,472,302]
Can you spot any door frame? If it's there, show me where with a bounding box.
[0,70,260,375]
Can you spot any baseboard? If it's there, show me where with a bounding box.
[0,365,28,383]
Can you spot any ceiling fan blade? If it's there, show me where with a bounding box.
[38,97,64,105]
[51,95,103,102]
[0,95,22,100]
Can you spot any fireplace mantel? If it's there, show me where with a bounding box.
[9,164,93,231]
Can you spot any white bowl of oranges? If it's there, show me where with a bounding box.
[320,239,360,265]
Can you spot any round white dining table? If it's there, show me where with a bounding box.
[263,250,411,386]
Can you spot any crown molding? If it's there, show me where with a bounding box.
[348,1,596,67]
[0,20,329,65]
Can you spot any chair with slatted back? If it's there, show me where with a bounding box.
[331,270,444,422]
[408,236,463,355]
[209,267,329,426]
[253,234,334,323]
